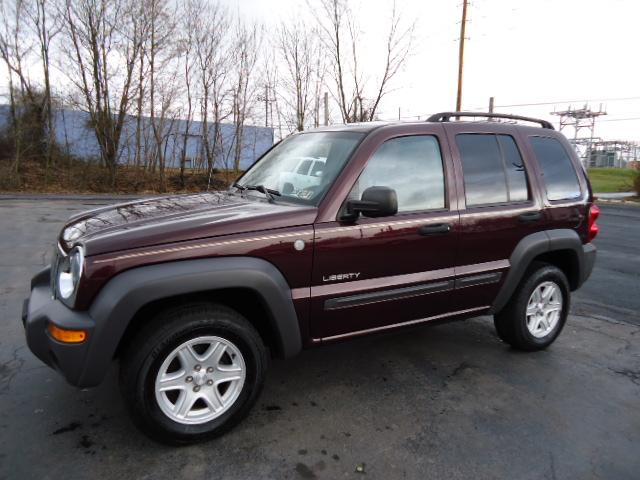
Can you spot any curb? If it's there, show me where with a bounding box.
[595,198,640,206]
[0,193,159,201]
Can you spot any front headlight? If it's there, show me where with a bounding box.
[57,246,84,302]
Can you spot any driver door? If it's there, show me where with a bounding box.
[310,132,460,340]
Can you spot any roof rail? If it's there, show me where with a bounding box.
[426,112,554,130]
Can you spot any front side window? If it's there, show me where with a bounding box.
[529,137,581,201]
[456,134,530,206]
[348,135,446,213]
[310,161,324,177]
[237,131,363,205]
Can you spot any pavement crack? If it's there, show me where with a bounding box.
[572,301,640,326]
[449,361,474,378]
[52,422,83,435]
[549,451,558,480]
[0,346,26,395]
[609,367,640,386]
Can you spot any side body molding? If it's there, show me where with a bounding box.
[490,229,592,314]
[81,257,302,386]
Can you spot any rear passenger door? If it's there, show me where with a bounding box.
[444,124,545,311]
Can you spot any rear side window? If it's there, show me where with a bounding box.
[296,159,312,175]
[529,137,581,201]
[349,135,445,213]
[456,134,529,206]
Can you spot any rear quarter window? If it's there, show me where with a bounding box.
[529,137,582,201]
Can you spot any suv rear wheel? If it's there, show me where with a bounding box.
[494,263,570,351]
[119,303,268,444]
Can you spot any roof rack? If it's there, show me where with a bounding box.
[426,112,554,130]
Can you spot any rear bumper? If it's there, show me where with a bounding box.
[22,267,96,386]
[578,242,597,288]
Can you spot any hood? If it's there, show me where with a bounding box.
[60,192,317,256]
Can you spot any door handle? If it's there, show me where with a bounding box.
[519,211,542,223]
[418,223,451,236]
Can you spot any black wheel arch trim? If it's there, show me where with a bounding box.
[490,229,595,314]
[81,257,302,386]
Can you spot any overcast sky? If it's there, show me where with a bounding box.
[223,0,640,141]
[2,0,638,141]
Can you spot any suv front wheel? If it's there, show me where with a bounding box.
[119,303,268,444]
[494,263,570,351]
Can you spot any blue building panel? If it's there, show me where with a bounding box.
[0,105,274,170]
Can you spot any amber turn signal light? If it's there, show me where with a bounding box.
[47,323,87,344]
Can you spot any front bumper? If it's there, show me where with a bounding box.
[22,267,96,386]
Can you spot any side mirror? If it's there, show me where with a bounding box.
[345,186,398,219]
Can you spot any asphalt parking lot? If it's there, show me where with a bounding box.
[0,199,638,480]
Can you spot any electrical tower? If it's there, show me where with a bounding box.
[590,140,640,168]
[551,104,607,167]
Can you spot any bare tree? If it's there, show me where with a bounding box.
[60,0,144,183]
[311,49,326,128]
[314,0,413,123]
[261,49,285,140]
[0,0,417,193]
[0,0,37,99]
[133,0,151,169]
[367,1,413,121]
[0,0,37,173]
[193,0,231,174]
[26,0,63,168]
[275,20,324,132]
[231,20,261,171]
[150,69,180,189]
[314,0,350,123]
[145,0,178,188]
[176,0,199,187]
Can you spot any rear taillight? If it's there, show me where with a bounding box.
[588,204,600,242]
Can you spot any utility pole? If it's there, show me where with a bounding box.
[264,85,269,128]
[488,96,494,113]
[456,0,469,112]
[324,92,329,126]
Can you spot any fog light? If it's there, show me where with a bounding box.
[47,323,87,344]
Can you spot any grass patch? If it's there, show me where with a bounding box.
[587,168,636,193]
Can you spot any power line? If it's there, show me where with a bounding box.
[374,113,640,124]
[492,96,640,108]
[599,117,640,123]
[377,96,640,119]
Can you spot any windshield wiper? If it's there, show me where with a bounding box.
[232,182,246,193]
[242,184,281,203]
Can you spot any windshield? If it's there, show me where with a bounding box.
[236,131,364,205]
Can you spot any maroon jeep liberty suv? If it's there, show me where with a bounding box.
[23,112,598,443]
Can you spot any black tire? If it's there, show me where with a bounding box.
[119,302,268,445]
[494,262,570,351]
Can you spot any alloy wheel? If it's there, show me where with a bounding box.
[525,281,563,338]
[154,336,246,425]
